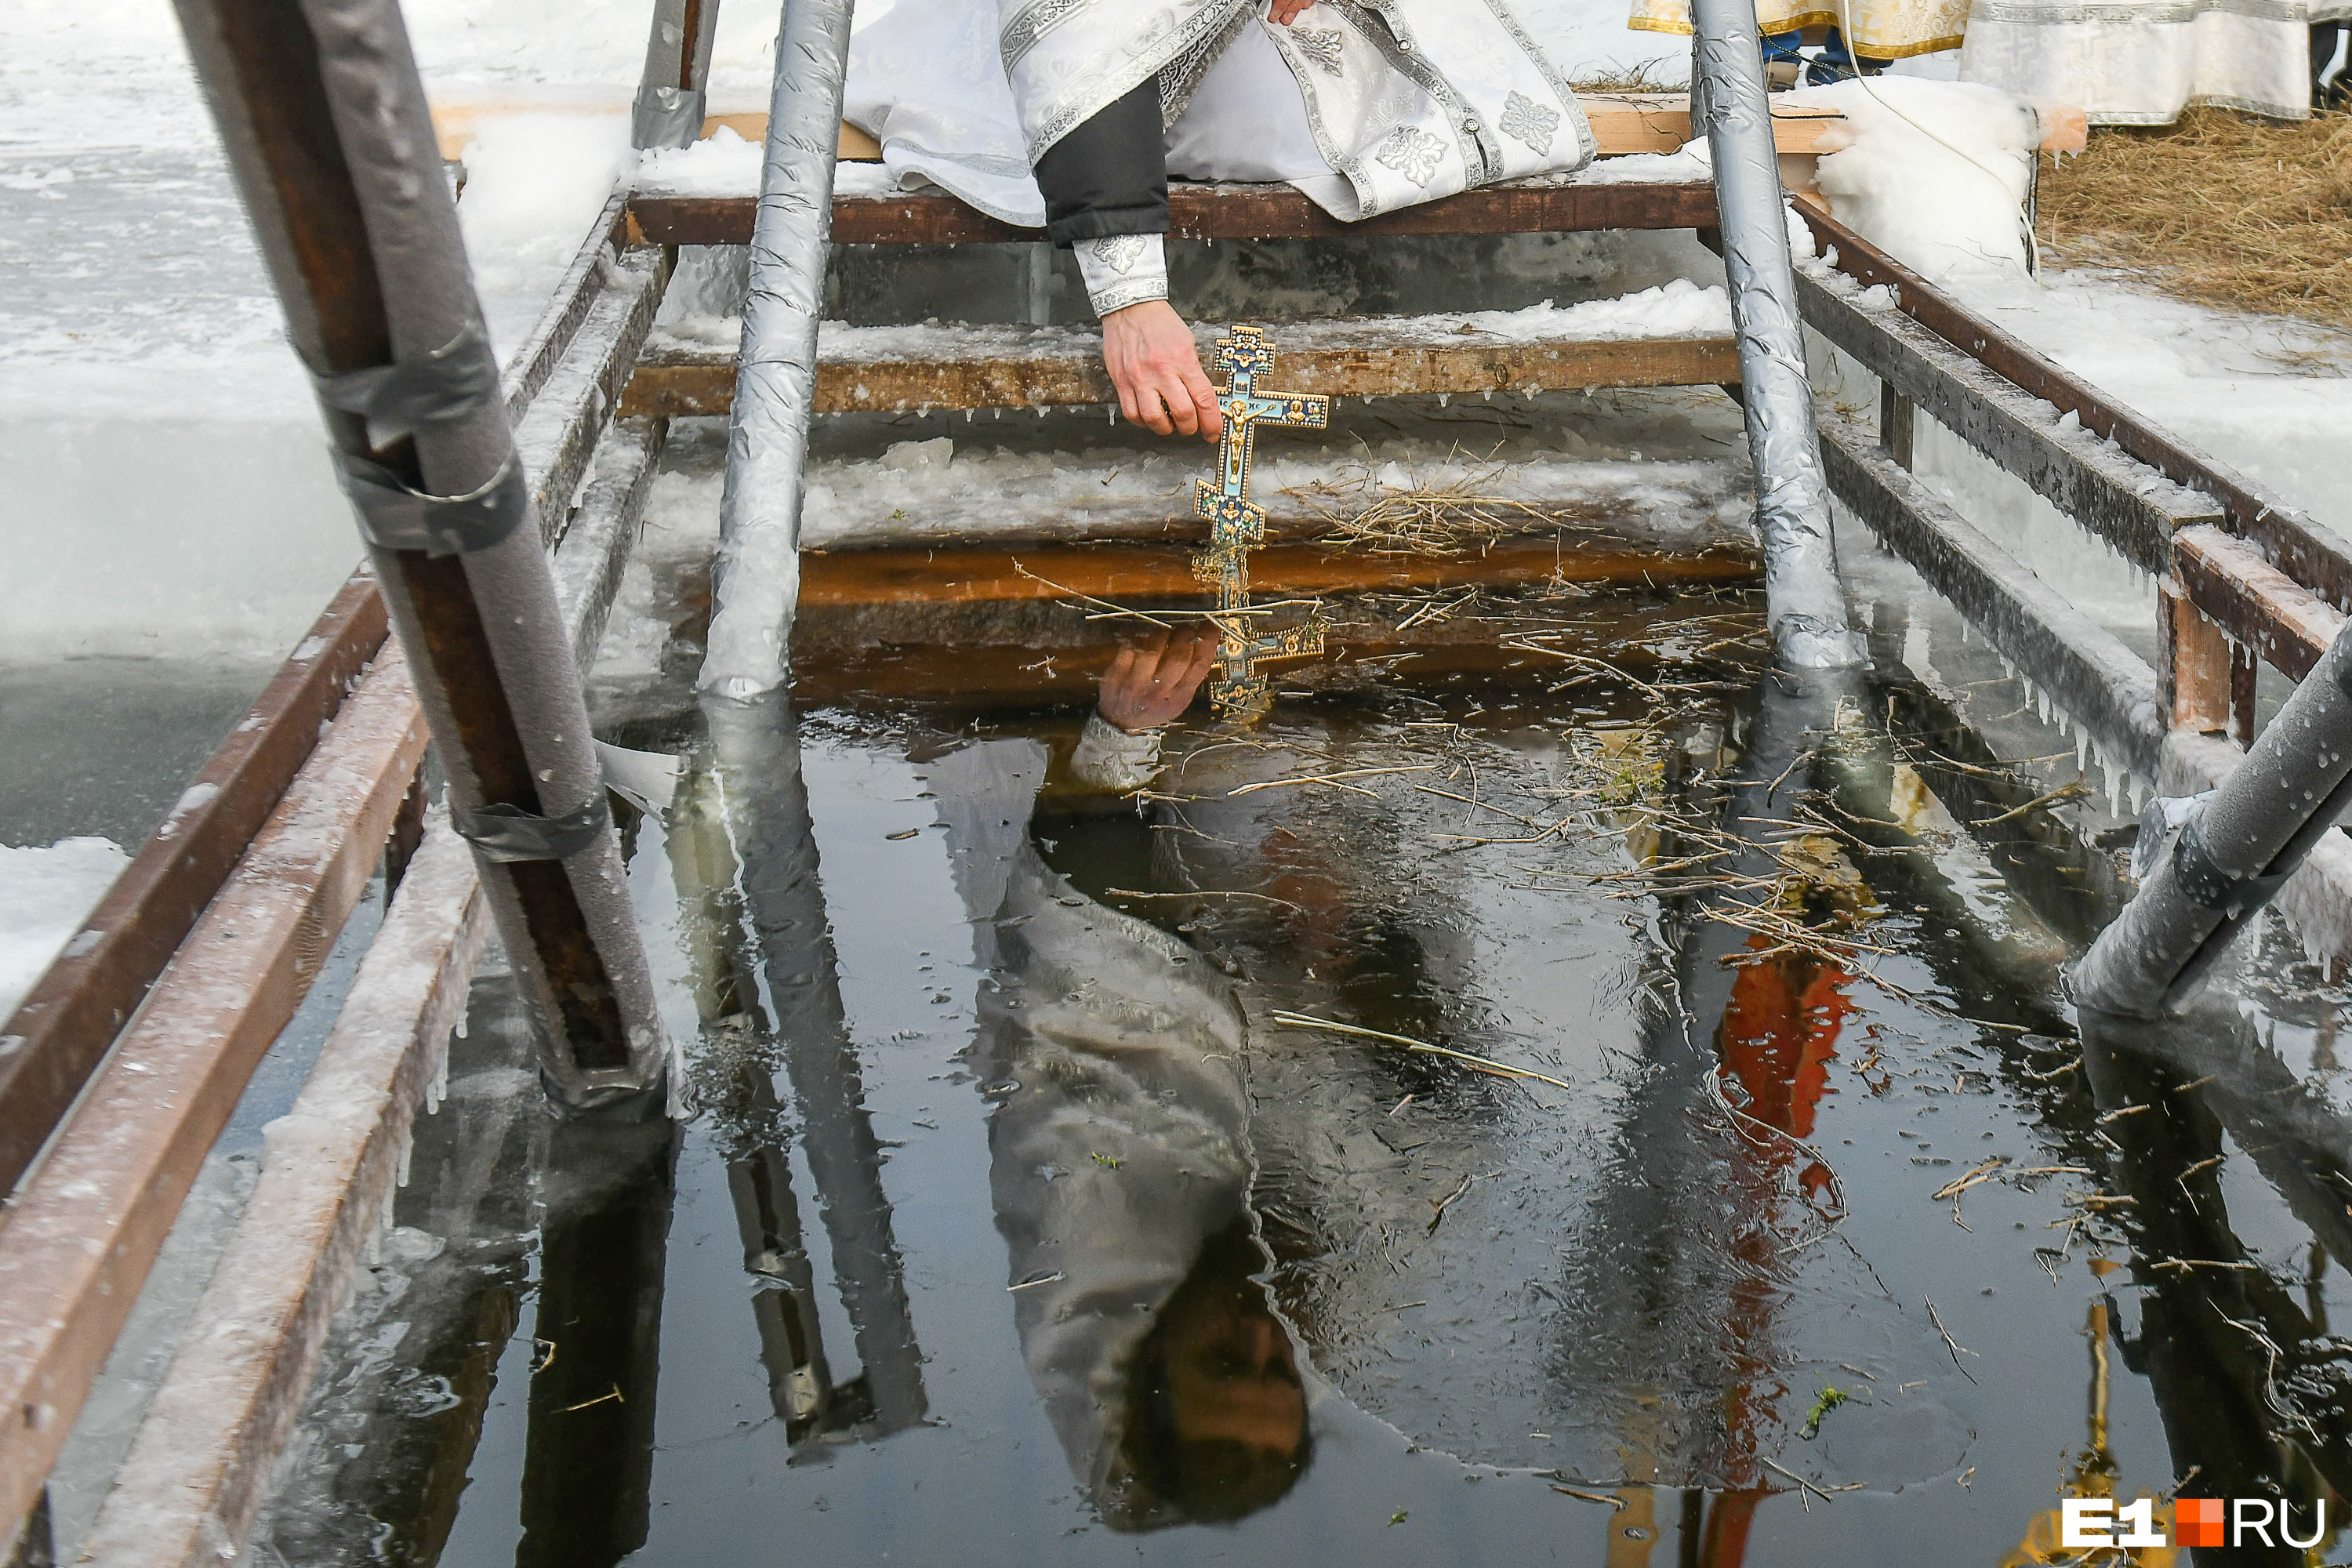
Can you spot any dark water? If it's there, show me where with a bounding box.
[256,593,2352,1568]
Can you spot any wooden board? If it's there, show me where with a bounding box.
[72,824,489,1568]
[0,657,430,1542]
[633,177,1722,248]
[2174,524,2346,682]
[798,535,1758,609]
[621,325,1744,416]
[0,571,387,1197]
[27,411,662,1566]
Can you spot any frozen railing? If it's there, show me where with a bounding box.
[1782,198,2352,978]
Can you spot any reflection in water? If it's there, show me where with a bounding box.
[2002,1301,2180,1568]
[935,737,1311,1528]
[332,668,2352,1561]
[689,696,929,1443]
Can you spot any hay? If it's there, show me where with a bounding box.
[1284,451,1616,557]
[2036,109,2352,332]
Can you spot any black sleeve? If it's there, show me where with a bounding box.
[1033,74,1168,248]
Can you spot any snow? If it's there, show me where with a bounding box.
[0,837,130,1020]
[1787,77,2040,278]
[1936,268,2352,541]
[1432,278,1732,340]
[459,112,635,348]
[0,0,784,664]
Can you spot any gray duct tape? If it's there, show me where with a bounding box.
[336,448,526,557]
[2169,808,2288,917]
[633,84,707,151]
[310,324,500,449]
[455,794,613,863]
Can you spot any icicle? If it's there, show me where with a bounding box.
[2107,765,2124,818]
[2127,774,2147,815]
[965,408,973,422]
[2038,688,2052,725]
[2076,731,2090,774]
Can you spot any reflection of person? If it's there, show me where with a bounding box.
[846,0,1594,441]
[1072,623,1221,792]
[929,713,1308,1531]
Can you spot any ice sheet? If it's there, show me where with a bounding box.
[0,837,129,1020]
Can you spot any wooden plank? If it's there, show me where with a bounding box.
[799,535,1758,609]
[621,325,1744,416]
[0,655,430,1541]
[1819,408,2168,780]
[73,824,489,1568]
[2173,524,2347,682]
[631,177,1722,248]
[1795,201,2352,612]
[552,417,667,668]
[0,572,387,1197]
[1788,245,2220,574]
[2161,577,2234,735]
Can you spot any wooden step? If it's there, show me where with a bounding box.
[621,317,1740,417]
[630,175,1719,248]
[797,535,1758,610]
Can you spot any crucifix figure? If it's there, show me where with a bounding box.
[1191,326,1330,723]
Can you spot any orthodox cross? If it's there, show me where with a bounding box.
[1191,326,1330,723]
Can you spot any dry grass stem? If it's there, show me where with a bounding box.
[2038,110,2352,332]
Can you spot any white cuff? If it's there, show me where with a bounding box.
[1073,234,1169,318]
[1071,710,1166,792]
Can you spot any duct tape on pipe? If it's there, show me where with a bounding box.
[2169,808,2290,918]
[336,449,526,557]
[455,794,612,863]
[310,324,500,449]
[633,84,706,151]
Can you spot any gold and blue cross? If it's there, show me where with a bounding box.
[1191,326,1330,723]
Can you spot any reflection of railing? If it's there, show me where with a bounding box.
[695,704,931,1439]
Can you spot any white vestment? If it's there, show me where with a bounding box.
[1961,0,2344,123]
[843,0,1596,228]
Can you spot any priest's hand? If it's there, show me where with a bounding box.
[1099,623,1219,732]
[1269,0,1315,21]
[1102,299,1224,443]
